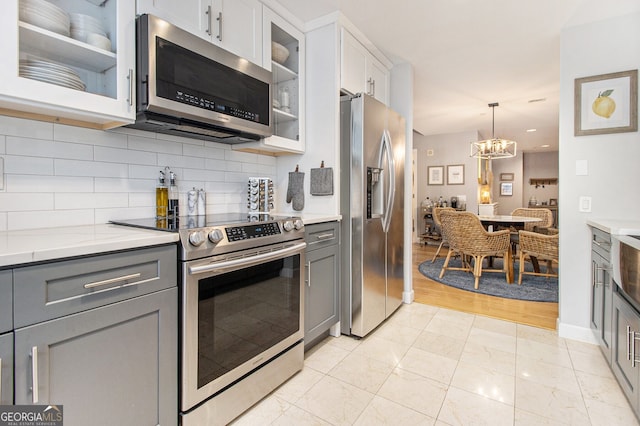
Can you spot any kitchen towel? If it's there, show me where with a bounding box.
[310,163,333,196]
[286,170,305,211]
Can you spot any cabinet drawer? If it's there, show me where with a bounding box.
[0,270,12,334]
[305,222,340,250]
[13,244,177,328]
[592,228,612,259]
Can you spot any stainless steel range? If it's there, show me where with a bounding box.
[111,213,306,425]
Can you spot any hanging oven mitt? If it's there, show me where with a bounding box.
[286,168,305,211]
[310,161,333,196]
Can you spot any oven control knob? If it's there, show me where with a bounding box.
[283,220,294,232]
[293,219,304,230]
[208,229,224,244]
[189,231,205,246]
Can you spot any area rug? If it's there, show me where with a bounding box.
[418,257,558,302]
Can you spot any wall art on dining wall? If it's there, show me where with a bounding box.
[575,69,638,136]
[447,164,465,185]
[500,182,513,196]
[500,173,514,181]
[427,166,444,185]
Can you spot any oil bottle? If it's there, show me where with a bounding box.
[168,171,179,219]
[156,170,168,219]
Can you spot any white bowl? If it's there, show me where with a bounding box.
[271,42,289,65]
[86,33,111,51]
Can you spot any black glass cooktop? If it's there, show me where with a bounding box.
[110,213,291,232]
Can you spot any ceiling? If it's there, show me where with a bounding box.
[273,0,640,152]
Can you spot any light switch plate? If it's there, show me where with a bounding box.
[579,196,591,212]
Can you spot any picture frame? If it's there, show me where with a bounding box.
[500,173,514,181]
[549,198,558,206]
[500,182,513,196]
[446,164,465,185]
[575,69,638,136]
[427,166,444,185]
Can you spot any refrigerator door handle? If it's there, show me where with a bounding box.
[378,129,396,233]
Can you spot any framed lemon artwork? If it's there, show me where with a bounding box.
[575,69,638,136]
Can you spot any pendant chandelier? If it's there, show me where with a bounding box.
[470,102,517,159]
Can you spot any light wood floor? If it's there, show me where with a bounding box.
[412,242,559,330]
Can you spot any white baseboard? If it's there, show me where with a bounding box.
[402,289,415,304]
[558,321,598,344]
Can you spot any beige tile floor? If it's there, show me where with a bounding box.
[232,303,640,425]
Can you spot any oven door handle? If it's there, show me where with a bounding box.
[188,242,307,275]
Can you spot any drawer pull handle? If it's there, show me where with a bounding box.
[84,273,141,289]
[31,346,38,404]
[316,233,334,240]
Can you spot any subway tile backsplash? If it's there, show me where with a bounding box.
[0,116,277,231]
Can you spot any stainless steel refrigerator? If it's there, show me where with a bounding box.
[340,93,405,337]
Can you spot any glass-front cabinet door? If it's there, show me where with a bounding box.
[0,0,136,128]
[235,6,305,155]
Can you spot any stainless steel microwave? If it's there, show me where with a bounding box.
[129,14,273,143]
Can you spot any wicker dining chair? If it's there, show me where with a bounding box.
[518,230,559,284]
[438,210,512,289]
[431,207,455,262]
[511,208,554,232]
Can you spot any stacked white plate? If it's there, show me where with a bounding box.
[19,0,70,37]
[69,13,107,43]
[19,59,86,92]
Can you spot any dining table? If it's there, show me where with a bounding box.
[477,214,543,283]
[477,214,543,231]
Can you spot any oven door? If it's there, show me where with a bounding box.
[181,241,306,411]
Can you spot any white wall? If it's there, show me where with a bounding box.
[390,62,415,304]
[489,153,524,215]
[558,12,640,341]
[522,151,559,207]
[414,130,480,215]
[0,116,276,231]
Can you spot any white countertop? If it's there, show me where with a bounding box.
[586,219,640,236]
[0,224,179,268]
[0,215,341,268]
[614,234,640,251]
[298,214,342,225]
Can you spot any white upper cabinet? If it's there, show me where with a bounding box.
[137,0,262,66]
[0,0,136,127]
[341,28,389,104]
[234,6,305,155]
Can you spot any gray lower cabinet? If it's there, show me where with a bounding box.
[0,270,12,334]
[0,269,14,405]
[304,222,340,348]
[590,227,613,362]
[11,244,178,426]
[612,289,640,412]
[0,332,13,405]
